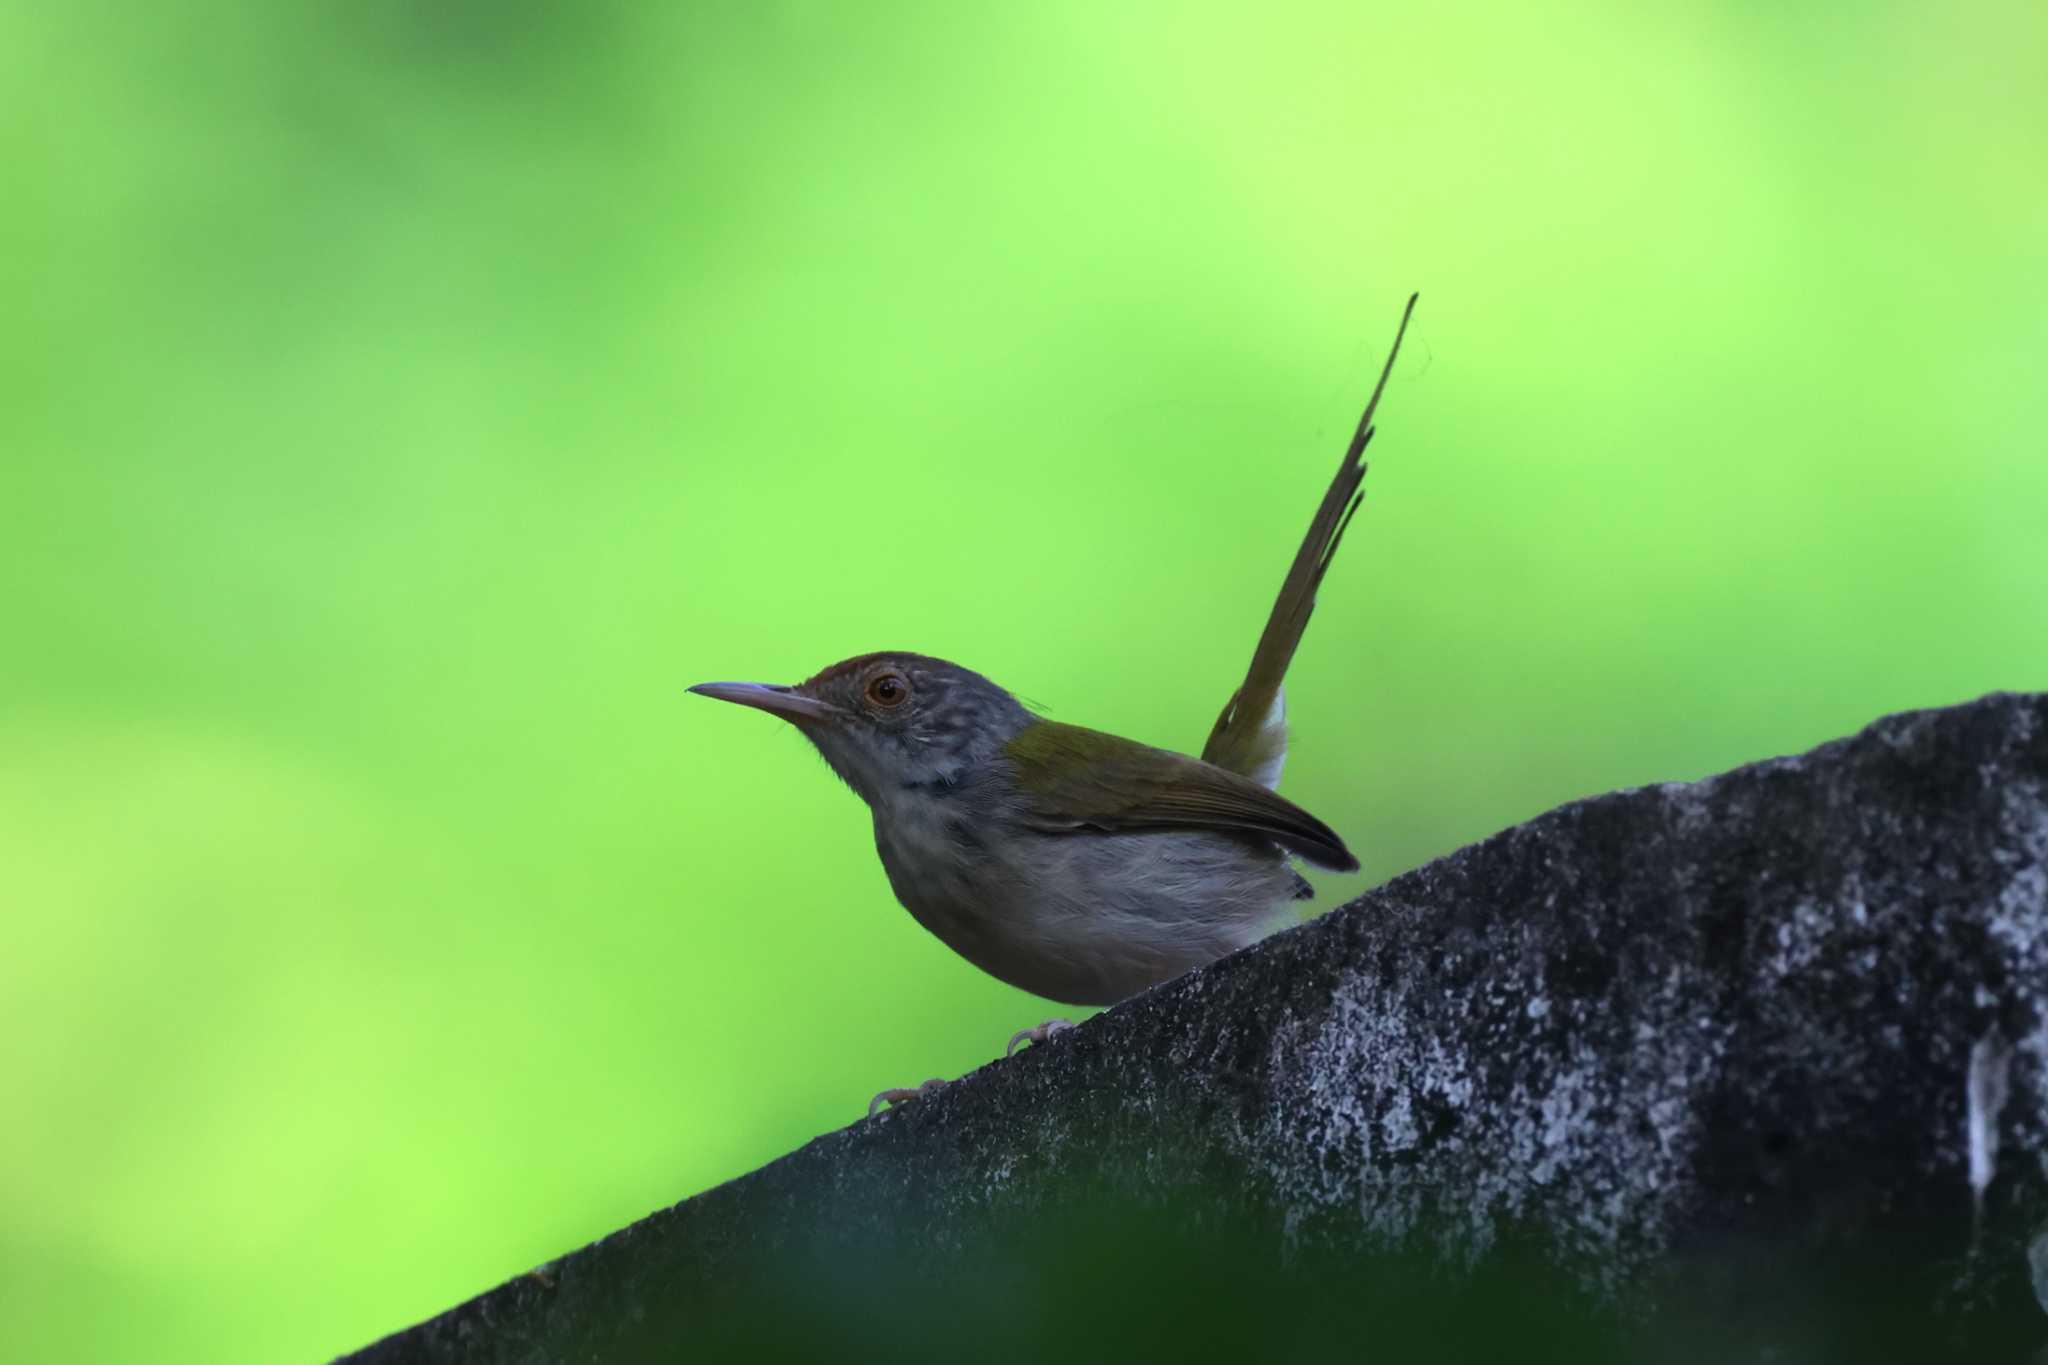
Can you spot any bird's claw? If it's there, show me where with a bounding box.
[867,1077,948,1118]
[867,1021,1075,1118]
[1006,1018,1075,1057]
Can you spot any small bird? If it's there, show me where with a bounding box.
[691,295,1417,1106]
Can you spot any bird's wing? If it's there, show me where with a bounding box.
[1202,292,1418,788]
[1002,720,1358,872]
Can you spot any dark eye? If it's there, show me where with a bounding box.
[865,672,909,708]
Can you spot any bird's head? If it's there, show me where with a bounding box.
[689,651,1034,802]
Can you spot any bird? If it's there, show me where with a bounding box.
[690,294,1418,1111]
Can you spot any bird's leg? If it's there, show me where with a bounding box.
[1006,1018,1075,1057]
[867,1077,948,1117]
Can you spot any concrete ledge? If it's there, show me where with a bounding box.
[341,693,2048,1362]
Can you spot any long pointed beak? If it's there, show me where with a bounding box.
[688,681,841,724]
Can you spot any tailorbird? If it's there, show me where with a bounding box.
[691,295,1417,1102]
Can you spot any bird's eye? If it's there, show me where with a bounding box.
[865,673,909,708]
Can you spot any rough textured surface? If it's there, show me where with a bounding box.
[341,693,2048,1362]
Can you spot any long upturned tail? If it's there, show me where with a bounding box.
[1201,292,1419,789]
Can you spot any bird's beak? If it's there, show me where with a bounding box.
[687,681,840,724]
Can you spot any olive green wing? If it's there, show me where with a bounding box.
[1003,720,1358,872]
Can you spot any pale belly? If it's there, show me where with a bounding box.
[871,807,1301,1006]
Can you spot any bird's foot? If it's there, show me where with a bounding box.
[867,1077,948,1118]
[1005,1018,1075,1057]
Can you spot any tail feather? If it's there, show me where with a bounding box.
[1202,293,1419,785]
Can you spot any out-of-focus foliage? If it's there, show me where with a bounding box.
[495,1192,2046,1365]
[2,2,2042,1360]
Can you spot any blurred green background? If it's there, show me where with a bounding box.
[3,1,2044,1360]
